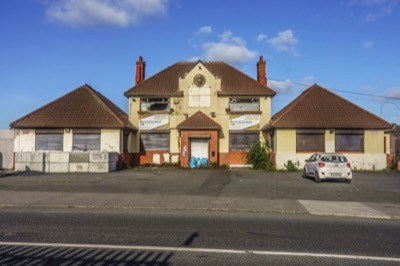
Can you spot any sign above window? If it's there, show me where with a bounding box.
[139,114,170,130]
[229,114,260,131]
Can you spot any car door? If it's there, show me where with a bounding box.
[305,154,316,175]
[311,154,321,175]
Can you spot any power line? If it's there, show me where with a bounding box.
[269,78,400,101]
[331,89,400,101]
[392,102,400,112]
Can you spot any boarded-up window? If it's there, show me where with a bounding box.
[189,87,211,107]
[73,134,100,151]
[229,98,259,112]
[335,130,364,152]
[229,132,259,151]
[141,98,170,112]
[36,134,63,151]
[140,132,170,152]
[296,129,325,152]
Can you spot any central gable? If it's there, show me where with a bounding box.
[179,61,221,109]
[179,61,220,90]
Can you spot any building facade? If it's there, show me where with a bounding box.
[9,56,394,172]
[124,56,276,167]
[265,84,392,170]
[10,84,136,173]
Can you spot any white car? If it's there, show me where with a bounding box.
[303,153,352,183]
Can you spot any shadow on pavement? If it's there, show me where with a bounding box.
[0,245,174,266]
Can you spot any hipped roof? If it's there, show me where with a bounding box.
[266,84,392,130]
[124,61,276,97]
[177,111,221,130]
[10,84,135,130]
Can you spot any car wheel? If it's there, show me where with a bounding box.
[346,179,352,184]
[303,168,307,178]
[314,171,321,183]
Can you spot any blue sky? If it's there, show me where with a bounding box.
[1,0,399,129]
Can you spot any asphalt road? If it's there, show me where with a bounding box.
[1,169,399,203]
[0,208,399,265]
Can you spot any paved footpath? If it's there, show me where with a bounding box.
[0,190,399,220]
[0,169,399,219]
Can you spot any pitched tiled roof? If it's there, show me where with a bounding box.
[124,61,276,97]
[10,84,136,130]
[266,84,392,130]
[177,111,221,130]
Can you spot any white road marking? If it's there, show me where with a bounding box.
[300,200,391,219]
[0,241,399,262]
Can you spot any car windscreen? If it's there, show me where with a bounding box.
[321,155,348,163]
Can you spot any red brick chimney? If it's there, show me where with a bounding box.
[257,55,267,86]
[135,56,145,85]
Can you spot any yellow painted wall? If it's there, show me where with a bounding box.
[128,97,141,153]
[260,97,271,125]
[384,132,390,154]
[174,62,230,153]
[214,108,230,153]
[325,129,335,153]
[127,61,272,155]
[364,130,384,153]
[170,129,180,153]
[276,129,296,153]
[273,128,389,170]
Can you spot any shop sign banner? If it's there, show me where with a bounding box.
[139,114,169,130]
[229,114,260,130]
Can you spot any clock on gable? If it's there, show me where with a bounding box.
[193,74,206,87]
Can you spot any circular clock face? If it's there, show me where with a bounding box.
[194,74,206,87]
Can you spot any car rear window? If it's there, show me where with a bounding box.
[321,155,348,163]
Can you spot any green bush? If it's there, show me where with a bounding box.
[247,142,275,170]
[285,160,298,172]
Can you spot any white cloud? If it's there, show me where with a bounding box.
[188,56,200,62]
[268,79,295,94]
[365,6,393,21]
[197,26,212,35]
[384,87,400,99]
[302,76,315,86]
[256,30,299,56]
[350,0,397,6]
[269,76,313,94]
[363,40,375,48]
[349,0,399,22]
[201,31,257,65]
[256,34,267,42]
[45,0,168,27]
[266,30,299,56]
